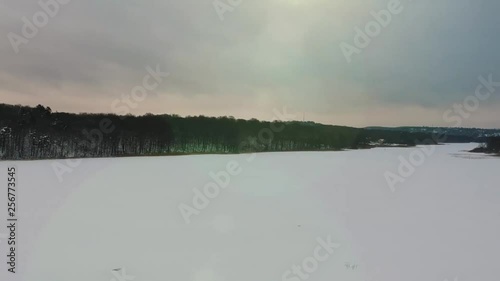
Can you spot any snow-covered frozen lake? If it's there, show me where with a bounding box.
[1,143,499,281]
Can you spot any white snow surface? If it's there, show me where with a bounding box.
[1,143,499,281]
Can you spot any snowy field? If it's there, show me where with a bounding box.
[1,143,500,281]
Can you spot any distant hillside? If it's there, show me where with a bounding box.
[0,103,474,160]
[365,126,500,142]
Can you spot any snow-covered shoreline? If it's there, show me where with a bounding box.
[1,143,499,281]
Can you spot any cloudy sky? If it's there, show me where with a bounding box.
[1,0,499,128]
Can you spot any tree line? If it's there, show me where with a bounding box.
[1,103,440,160]
[471,137,500,154]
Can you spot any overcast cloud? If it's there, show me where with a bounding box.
[1,0,499,127]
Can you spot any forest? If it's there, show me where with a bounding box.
[0,103,469,160]
[470,137,500,154]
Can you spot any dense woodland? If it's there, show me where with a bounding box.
[488,137,500,152]
[0,103,480,160]
[471,137,500,154]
